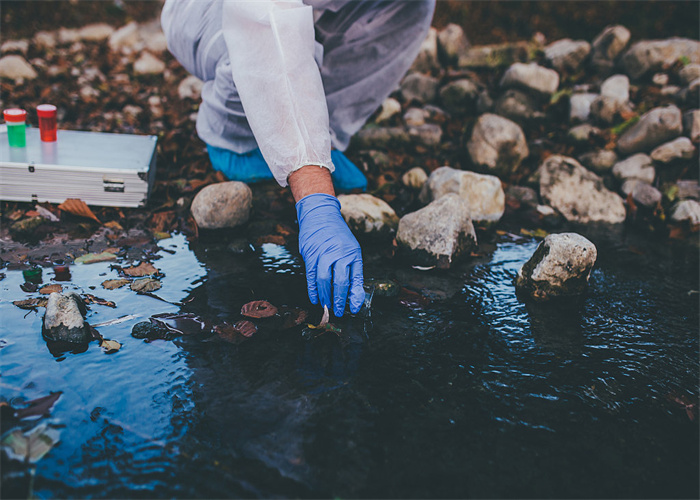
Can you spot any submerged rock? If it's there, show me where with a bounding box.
[650,137,696,164]
[467,113,529,176]
[539,155,626,224]
[420,166,505,224]
[43,292,92,343]
[396,194,477,269]
[621,38,700,79]
[515,233,597,301]
[617,105,683,155]
[337,194,399,237]
[191,181,252,229]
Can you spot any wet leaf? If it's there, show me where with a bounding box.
[104,221,124,231]
[75,251,117,265]
[214,320,257,343]
[58,198,101,224]
[281,307,308,329]
[13,298,48,310]
[13,392,63,420]
[83,294,117,308]
[234,320,257,337]
[20,282,39,293]
[151,312,212,335]
[39,284,63,294]
[123,262,158,277]
[130,278,162,293]
[153,232,171,241]
[241,300,278,318]
[1,423,61,463]
[102,279,130,290]
[100,339,122,353]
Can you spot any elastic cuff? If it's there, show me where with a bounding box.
[295,192,340,221]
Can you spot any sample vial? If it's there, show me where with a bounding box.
[3,108,27,147]
[37,104,57,142]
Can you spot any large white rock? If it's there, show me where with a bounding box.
[396,194,477,269]
[0,55,37,81]
[467,113,529,176]
[337,194,399,237]
[191,182,252,229]
[622,38,700,79]
[515,233,598,301]
[500,62,560,96]
[544,39,591,72]
[420,166,505,224]
[671,199,700,225]
[650,137,696,164]
[43,292,92,343]
[539,155,627,224]
[612,153,655,183]
[617,105,683,155]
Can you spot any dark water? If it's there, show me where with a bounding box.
[1,230,698,499]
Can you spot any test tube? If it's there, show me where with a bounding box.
[37,104,57,142]
[3,108,27,147]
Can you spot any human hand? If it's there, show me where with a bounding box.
[296,193,365,317]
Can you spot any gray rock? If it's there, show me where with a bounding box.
[78,23,115,42]
[495,89,542,123]
[621,38,700,79]
[590,75,632,124]
[601,74,630,102]
[671,199,700,225]
[625,181,662,208]
[506,185,539,209]
[467,113,529,176]
[423,105,449,124]
[401,167,429,190]
[476,90,494,114]
[515,233,597,301]
[420,166,505,224]
[437,23,470,65]
[500,62,560,96]
[133,52,165,75]
[675,180,700,200]
[569,93,598,123]
[591,25,631,73]
[177,75,204,101]
[568,124,603,145]
[353,126,410,149]
[578,149,618,173]
[1,39,29,55]
[439,79,479,114]
[403,107,427,127]
[338,194,399,237]
[43,292,92,343]
[0,55,37,81]
[458,41,530,69]
[401,73,440,103]
[33,31,56,50]
[544,39,591,72]
[661,85,682,97]
[650,137,696,164]
[410,27,440,73]
[679,64,700,85]
[620,178,644,197]
[617,105,683,155]
[683,78,700,108]
[375,97,402,124]
[409,124,443,147]
[131,321,171,340]
[191,181,252,229]
[612,153,655,183]
[396,194,477,269]
[539,155,627,224]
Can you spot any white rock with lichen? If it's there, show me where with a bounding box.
[338,194,399,237]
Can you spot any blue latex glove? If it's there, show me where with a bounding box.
[296,193,365,317]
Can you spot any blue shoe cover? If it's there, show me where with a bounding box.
[330,150,367,192]
[207,145,274,183]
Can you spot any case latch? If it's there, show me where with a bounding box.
[103,177,125,193]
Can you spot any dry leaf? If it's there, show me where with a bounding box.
[83,294,117,308]
[100,339,122,353]
[123,262,158,277]
[75,251,117,264]
[13,298,48,309]
[104,221,124,231]
[241,300,278,318]
[102,279,130,290]
[39,284,63,294]
[58,198,101,224]
[1,423,61,463]
[131,278,162,293]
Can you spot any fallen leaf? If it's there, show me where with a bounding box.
[153,232,171,241]
[58,198,101,224]
[255,235,286,246]
[83,294,117,308]
[130,278,162,293]
[20,282,39,293]
[123,262,158,277]
[93,314,140,327]
[241,300,278,318]
[39,284,63,294]
[75,251,117,265]
[281,307,308,329]
[234,320,257,337]
[214,320,257,343]
[104,221,124,231]
[100,339,122,353]
[13,392,63,420]
[35,205,60,222]
[1,423,61,463]
[102,279,130,290]
[151,312,212,335]
[13,298,48,310]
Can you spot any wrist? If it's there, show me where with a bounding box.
[288,165,335,202]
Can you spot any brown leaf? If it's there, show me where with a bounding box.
[255,235,286,246]
[241,300,278,318]
[58,198,101,224]
[148,211,176,233]
[39,284,63,294]
[130,278,162,293]
[281,307,308,329]
[13,392,63,420]
[214,323,245,344]
[123,262,158,277]
[13,298,48,310]
[83,294,117,308]
[74,251,117,265]
[100,339,122,353]
[104,221,124,231]
[234,320,257,337]
[102,279,130,290]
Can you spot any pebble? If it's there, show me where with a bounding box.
[396,194,477,269]
[134,52,166,75]
[495,89,541,123]
[401,73,440,103]
[578,149,618,173]
[617,105,683,155]
[190,182,253,229]
[78,23,115,42]
[43,292,92,343]
[621,38,700,79]
[544,38,591,72]
[671,200,700,225]
[601,74,630,102]
[410,27,440,73]
[108,22,140,52]
[591,25,631,73]
[612,153,655,183]
[439,79,479,114]
[0,55,37,81]
[177,75,204,101]
[58,28,80,44]
[674,180,700,200]
[467,113,529,176]
[652,73,669,86]
[506,185,539,210]
[420,166,505,224]
[682,110,700,142]
[409,123,443,147]
[337,194,399,237]
[650,137,696,164]
[354,126,410,150]
[500,62,560,96]
[679,64,700,85]
[515,233,598,301]
[625,181,662,208]
[590,75,632,123]
[1,39,29,55]
[375,97,402,124]
[458,41,530,69]
[33,31,56,50]
[401,167,428,190]
[539,155,626,224]
[567,123,602,144]
[403,107,427,127]
[437,23,470,65]
[569,93,597,123]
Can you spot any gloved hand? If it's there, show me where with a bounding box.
[296,193,365,317]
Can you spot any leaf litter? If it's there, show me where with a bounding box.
[130,278,162,293]
[241,300,278,318]
[102,279,131,290]
[122,262,159,277]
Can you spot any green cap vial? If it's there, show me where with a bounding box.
[3,108,27,148]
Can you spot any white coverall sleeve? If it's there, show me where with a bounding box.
[221,0,334,187]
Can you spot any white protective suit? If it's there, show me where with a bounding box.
[161,0,435,186]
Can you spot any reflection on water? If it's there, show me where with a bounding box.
[1,233,698,498]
